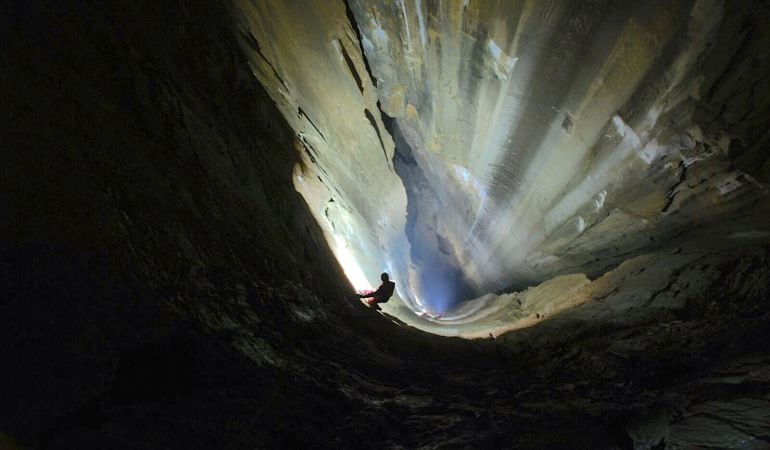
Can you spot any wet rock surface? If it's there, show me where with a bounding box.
[2,0,770,449]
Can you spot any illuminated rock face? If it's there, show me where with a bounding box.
[230,0,411,297]
[4,0,770,447]
[234,0,770,315]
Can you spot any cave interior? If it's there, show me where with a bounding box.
[2,0,770,448]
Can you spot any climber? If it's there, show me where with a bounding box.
[359,272,395,310]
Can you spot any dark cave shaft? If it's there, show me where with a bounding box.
[1,0,770,449]
[384,111,480,312]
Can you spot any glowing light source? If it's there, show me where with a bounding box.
[331,234,373,291]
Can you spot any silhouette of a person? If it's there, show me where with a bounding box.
[359,272,395,310]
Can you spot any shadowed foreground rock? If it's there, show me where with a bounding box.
[2,0,770,449]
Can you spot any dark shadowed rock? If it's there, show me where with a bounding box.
[2,0,770,448]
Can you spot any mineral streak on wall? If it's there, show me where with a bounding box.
[233,0,770,315]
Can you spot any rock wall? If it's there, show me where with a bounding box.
[230,0,411,294]
[350,0,770,309]
[2,0,770,448]
[239,0,770,314]
[1,0,353,445]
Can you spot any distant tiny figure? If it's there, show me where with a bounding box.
[359,272,396,310]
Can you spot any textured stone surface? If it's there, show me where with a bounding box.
[236,0,770,316]
[1,0,354,445]
[2,0,770,449]
[230,0,410,293]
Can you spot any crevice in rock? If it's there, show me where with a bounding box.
[342,0,378,88]
[661,160,688,213]
[364,108,389,169]
[297,106,327,142]
[339,40,364,95]
[342,1,397,176]
[299,138,318,164]
[298,134,328,176]
[240,29,290,92]
[643,266,685,306]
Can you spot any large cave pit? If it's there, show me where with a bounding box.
[3,0,770,448]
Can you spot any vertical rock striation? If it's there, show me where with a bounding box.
[236,0,770,314]
[347,0,770,311]
[2,0,770,448]
[230,0,411,295]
